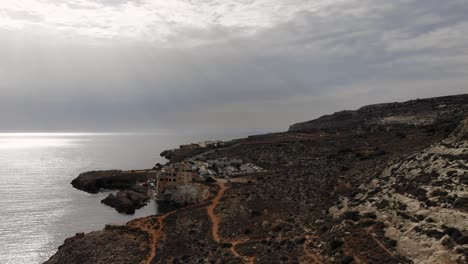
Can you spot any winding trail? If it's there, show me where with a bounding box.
[207,180,226,242]
[128,178,262,264]
[128,211,174,264]
[128,202,209,264]
[207,180,255,264]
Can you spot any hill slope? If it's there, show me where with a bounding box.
[46,94,468,264]
[289,94,468,133]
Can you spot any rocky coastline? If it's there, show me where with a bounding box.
[70,170,157,214]
[71,170,154,194]
[47,94,468,264]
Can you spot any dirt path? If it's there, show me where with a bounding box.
[128,202,209,264]
[128,212,173,264]
[207,180,255,264]
[207,180,226,242]
[130,178,256,264]
[132,179,321,264]
[230,242,256,264]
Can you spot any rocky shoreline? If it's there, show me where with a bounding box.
[46,94,468,264]
[71,170,158,214]
[71,170,154,194]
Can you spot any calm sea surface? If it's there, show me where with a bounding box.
[0,132,245,264]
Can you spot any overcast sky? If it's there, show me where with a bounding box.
[0,0,467,133]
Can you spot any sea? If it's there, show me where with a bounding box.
[0,132,246,264]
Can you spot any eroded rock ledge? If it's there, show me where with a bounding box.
[71,170,153,194]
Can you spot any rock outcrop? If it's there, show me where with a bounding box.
[158,183,212,206]
[44,226,150,264]
[71,170,154,194]
[329,118,468,263]
[289,94,468,133]
[101,190,149,214]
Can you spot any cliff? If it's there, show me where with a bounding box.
[289,94,468,133]
[47,94,468,264]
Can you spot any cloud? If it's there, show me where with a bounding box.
[0,0,467,132]
[0,0,349,43]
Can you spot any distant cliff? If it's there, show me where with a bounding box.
[289,94,468,132]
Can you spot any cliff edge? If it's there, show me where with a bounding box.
[289,94,468,133]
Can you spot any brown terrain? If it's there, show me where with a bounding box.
[46,94,468,264]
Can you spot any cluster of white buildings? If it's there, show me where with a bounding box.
[191,158,264,178]
[149,141,265,198]
[179,140,225,150]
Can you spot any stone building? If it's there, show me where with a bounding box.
[156,162,199,195]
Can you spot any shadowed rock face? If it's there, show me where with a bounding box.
[289,94,468,132]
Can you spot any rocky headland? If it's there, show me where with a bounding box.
[71,170,156,214]
[47,94,467,264]
[71,170,155,194]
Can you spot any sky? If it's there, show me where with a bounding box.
[0,0,467,133]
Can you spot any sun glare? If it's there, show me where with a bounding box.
[0,133,95,149]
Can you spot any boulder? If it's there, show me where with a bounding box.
[101,190,149,214]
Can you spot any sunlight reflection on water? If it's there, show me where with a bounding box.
[0,137,77,149]
[0,132,247,264]
[0,133,163,264]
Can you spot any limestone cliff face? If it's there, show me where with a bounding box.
[330,118,468,264]
[289,94,468,132]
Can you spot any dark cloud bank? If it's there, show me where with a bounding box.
[0,0,467,133]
